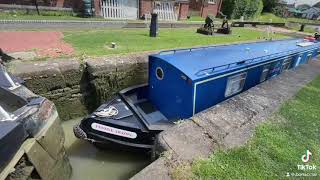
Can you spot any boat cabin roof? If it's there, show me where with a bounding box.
[151,39,320,81]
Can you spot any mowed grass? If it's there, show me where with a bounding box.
[192,76,320,179]
[63,28,288,56]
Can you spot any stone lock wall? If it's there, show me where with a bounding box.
[9,53,150,120]
[9,59,88,120]
[85,53,149,108]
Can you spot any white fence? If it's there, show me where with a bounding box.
[101,0,138,19]
[153,1,177,21]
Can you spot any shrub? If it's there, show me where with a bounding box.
[222,0,263,19]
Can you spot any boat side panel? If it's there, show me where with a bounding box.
[148,57,193,120]
[312,48,320,59]
[194,62,266,114]
[300,51,313,64]
[193,54,300,114]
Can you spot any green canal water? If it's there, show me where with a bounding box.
[62,118,150,180]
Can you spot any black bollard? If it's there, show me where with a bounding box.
[299,24,305,32]
[150,13,158,37]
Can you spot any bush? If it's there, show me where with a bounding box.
[221,0,236,19]
[272,6,286,17]
[222,0,263,19]
[262,0,278,12]
[231,0,263,19]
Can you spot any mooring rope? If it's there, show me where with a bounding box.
[94,106,119,117]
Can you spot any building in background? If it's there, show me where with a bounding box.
[189,0,223,18]
[0,0,190,21]
[96,0,189,21]
[302,7,320,19]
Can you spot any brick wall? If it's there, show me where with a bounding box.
[139,0,153,18]
[178,2,189,20]
[93,0,101,16]
[189,0,202,10]
[189,0,222,17]
[201,3,219,17]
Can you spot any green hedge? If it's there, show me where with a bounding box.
[221,0,263,19]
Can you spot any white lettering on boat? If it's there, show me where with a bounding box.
[91,123,137,139]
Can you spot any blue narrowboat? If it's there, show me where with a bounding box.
[74,36,320,151]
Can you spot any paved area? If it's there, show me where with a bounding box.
[131,60,320,180]
[0,20,203,30]
[0,31,73,58]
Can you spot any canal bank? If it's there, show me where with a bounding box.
[8,52,150,121]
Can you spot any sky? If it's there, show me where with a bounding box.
[285,0,320,6]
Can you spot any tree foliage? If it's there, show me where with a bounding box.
[221,0,235,19]
[262,0,278,12]
[221,0,263,19]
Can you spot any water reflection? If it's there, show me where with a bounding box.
[62,118,150,180]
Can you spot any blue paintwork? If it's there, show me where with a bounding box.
[148,38,320,120]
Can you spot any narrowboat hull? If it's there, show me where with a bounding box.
[74,37,320,151]
[74,85,173,150]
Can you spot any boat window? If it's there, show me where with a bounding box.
[295,56,302,67]
[306,53,312,63]
[282,58,292,71]
[156,67,164,80]
[225,72,247,97]
[260,64,271,82]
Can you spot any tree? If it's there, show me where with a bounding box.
[262,0,278,12]
[248,0,264,18]
[232,0,250,19]
[229,0,263,19]
[221,0,263,19]
[33,0,40,15]
[221,0,236,19]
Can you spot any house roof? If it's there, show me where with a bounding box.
[151,39,319,81]
[287,8,302,14]
[302,7,320,14]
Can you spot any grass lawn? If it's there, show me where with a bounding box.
[64,28,289,56]
[192,75,320,179]
[184,16,205,22]
[257,13,320,25]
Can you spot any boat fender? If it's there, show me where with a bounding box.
[73,123,87,139]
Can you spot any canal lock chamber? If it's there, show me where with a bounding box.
[6,54,153,179]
